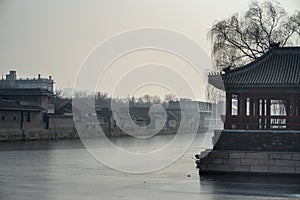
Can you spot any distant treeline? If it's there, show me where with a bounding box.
[55,90,177,105]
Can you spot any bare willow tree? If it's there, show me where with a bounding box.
[209,0,300,69]
[164,93,177,102]
[96,91,108,100]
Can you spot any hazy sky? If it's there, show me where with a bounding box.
[0,0,299,98]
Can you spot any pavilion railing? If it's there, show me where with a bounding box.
[225,115,300,130]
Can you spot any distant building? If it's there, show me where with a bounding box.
[95,99,213,134]
[0,70,54,92]
[0,88,54,129]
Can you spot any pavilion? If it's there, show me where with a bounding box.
[209,47,300,130]
[197,47,300,175]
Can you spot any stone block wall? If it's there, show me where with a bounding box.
[214,130,300,152]
[199,150,300,174]
[0,128,78,141]
[48,115,75,129]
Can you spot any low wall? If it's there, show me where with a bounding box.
[199,150,300,175]
[0,127,178,142]
[48,115,75,129]
[0,128,78,142]
[214,130,300,152]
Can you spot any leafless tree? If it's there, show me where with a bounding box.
[209,0,299,69]
[96,91,108,100]
[164,93,177,102]
[55,89,62,97]
[152,95,162,104]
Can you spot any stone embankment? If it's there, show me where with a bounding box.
[199,150,300,174]
[198,130,300,175]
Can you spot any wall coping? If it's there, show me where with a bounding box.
[223,129,300,133]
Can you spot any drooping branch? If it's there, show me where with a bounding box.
[209,0,299,69]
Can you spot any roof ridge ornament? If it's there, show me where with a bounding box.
[222,65,234,73]
[269,42,281,49]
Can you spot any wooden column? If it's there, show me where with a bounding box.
[238,94,246,129]
[254,98,260,129]
[291,94,296,116]
[255,98,260,116]
[225,93,232,129]
[266,99,271,129]
[290,93,296,129]
[260,99,265,129]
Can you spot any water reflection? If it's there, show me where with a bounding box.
[199,174,300,198]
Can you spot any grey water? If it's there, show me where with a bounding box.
[0,135,299,200]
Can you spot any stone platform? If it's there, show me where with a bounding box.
[199,150,300,174]
[198,130,300,175]
[214,130,300,152]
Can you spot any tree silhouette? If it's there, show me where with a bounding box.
[209,0,300,69]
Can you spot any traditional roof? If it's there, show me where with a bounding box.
[0,88,54,96]
[55,99,72,114]
[0,100,43,112]
[209,47,300,90]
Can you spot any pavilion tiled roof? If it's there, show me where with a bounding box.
[213,47,300,89]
